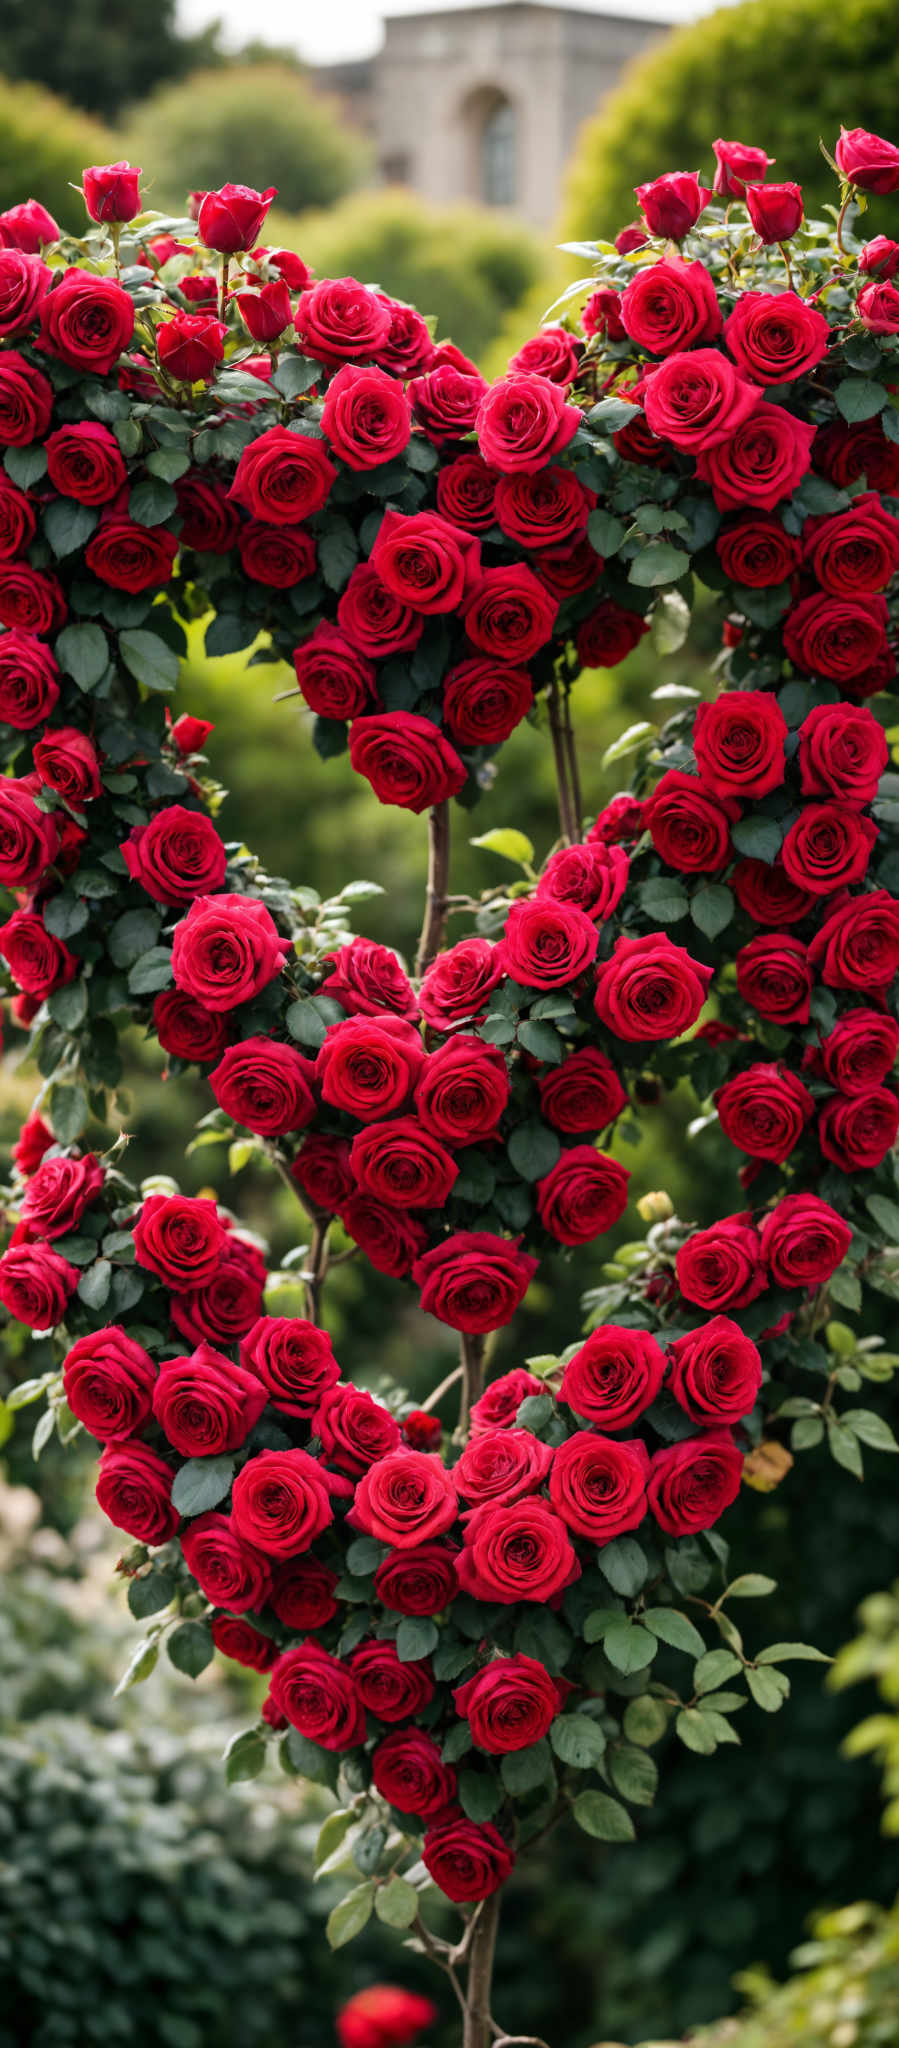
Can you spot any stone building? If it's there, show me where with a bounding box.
[315,3,664,228]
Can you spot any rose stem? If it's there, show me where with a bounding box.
[266,1146,331,1323]
[547,676,579,843]
[456,1330,487,1440]
[462,1890,503,2048]
[415,799,452,979]
[561,681,582,837]
[219,253,230,323]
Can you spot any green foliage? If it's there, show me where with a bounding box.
[686,1899,899,2048]
[0,76,116,228]
[124,64,370,216]
[564,0,899,242]
[0,0,218,121]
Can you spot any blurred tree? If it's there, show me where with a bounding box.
[1,0,219,121]
[0,77,117,227]
[125,64,371,216]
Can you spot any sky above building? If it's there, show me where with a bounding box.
[176,0,738,66]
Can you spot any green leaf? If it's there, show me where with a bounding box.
[108,908,162,969]
[599,1537,648,1597]
[690,884,733,941]
[129,476,178,526]
[835,376,888,423]
[170,1454,234,1517]
[628,541,690,586]
[756,1641,830,1664]
[167,1622,214,1677]
[55,622,108,691]
[550,1713,607,1769]
[603,1621,657,1674]
[587,396,638,432]
[517,1020,564,1063]
[694,1649,742,1693]
[375,1877,420,1929]
[842,1408,899,1452]
[77,1259,112,1311]
[746,1665,790,1712]
[507,1119,562,1182]
[651,589,691,654]
[272,353,321,398]
[396,1616,439,1663]
[515,1392,555,1434]
[639,877,689,922]
[731,816,783,864]
[572,1789,635,1841]
[500,1740,554,1795]
[827,1417,864,1478]
[119,629,180,692]
[206,611,257,658]
[623,1695,669,1747]
[114,1636,159,1695]
[470,827,535,867]
[285,994,346,1048]
[346,1536,388,1575]
[587,509,626,556]
[601,720,655,767]
[127,947,175,995]
[722,1573,777,1600]
[282,1728,340,1788]
[224,1728,267,1783]
[866,1193,899,1241]
[47,979,88,1031]
[43,892,89,939]
[319,519,359,591]
[326,1883,375,1950]
[459,1768,503,1822]
[43,497,98,558]
[48,1082,89,1144]
[127,1569,176,1620]
[608,1744,658,1806]
[676,1707,718,1754]
[643,1607,706,1658]
[146,447,192,482]
[5,442,47,488]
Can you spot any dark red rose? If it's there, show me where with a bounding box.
[338,1193,428,1276]
[724,290,829,383]
[350,1117,458,1208]
[240,1314,340,1417]
[351,1638,434,1723]
[803,493,899,597]
[781,805,876,896]
[745,181,803,241]
[835,126,899,194]
[435,452,498,532]
[759,1192,852,1287]
[549,1431,649,1541]
[268,1642,366,1750]
[819,1087,899,1170]
[175,471,241,554]
[157,311,226,383]
[0,1240,78,1328]
[582,287,626,340]
[576,601,648,668]
[614,404,672,467]
[645,768,738,871]
[291,1134,355,1213]
[83,160,141,222]
[859,236,899,278]
[51,423,128,512]
[636,171,712,238]
[419,937,502,1031]
[132,1192,225,1287]
[210,1036,317,1136]
[0,563,65,634]
[814,418,899,495]
[371,1730,456,1817]
[337,563,424,658]
[402,1410,443,1451]
[198,183,276,253]
[295,275,391,363]
[464,563,559,663]
[231,1447,334,1557]
[210,1614,277,1671]
[816,1010,899,1095]
[39,267,134,372]
[443,657,534,746]
[171,713,214,755]
[414,1034,509,1145]
[715,514,801,589]
[269,1556,339,1629]
[476,370,579,473]
[0,200,59,250]
[735,932,812,1023]
[349,712,466,812]
[422,1819,514,1903]
[731,858,814,926]
[497,895,598,987]
[85,515,177,592]
[693,691,788,799]
[0,779,59,887]
[152,1340,268,1456]
[620,259,722,354]
[534,534,603,597]
[320,363,411,469]
[153,988,227,1065]
[713,139,775,198]
[495,464,592,548]
[784,593,888,681]
[537,842,629,924]
[239,520,316,587]
[348,1448,457,1548]
[172,892,289,1010]
[178,272,218,307]
[643,348,757,452]
[539,1046,627,1134]
[96,1442,179,1544]
[455,1655,562,1755]
[121,803,226,905]
[20,1150,103,1239]
[293,622,375,719]
[372,292,435,375]
[509,326,582,383]
[696,403,815,510]
[536,1145,630,1246]
[233,278,292,343]
[11,1115,54,1177]
[470,1369,542,1436]
[0,632,60,730]
[595,933,712,1041]
[32,725,101,803]
[560,1325,665,1430]
[676,1214,765,1310]
[409,362,489,442]
[715,1061,814,1161]
[589,795,646,846]
[374,1541,458,1615]
[62,1326,156,1440]
[316,1013,424,1116]
[647,1429,743,1535]
[314,1382,401,1475]
[808,892,899,991]
[0,350,53,445]
[456,1497,578,1602]
[324,936,416,1021]
[668,1317,762,1427]
[169,1239,266,1349]
[181,1513,272,1613]
[371,508,481,615]
[0,474,36,556]
[230,425,335,525]
[454,1428,552,1508]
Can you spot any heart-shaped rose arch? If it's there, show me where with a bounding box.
[3,149,899,2045]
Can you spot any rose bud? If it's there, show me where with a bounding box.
[712,138,775,198]
[233,279,293,343]
[859,236,899,279]
[835,126,899,195]
[171,712,214,754]
[635,171,712,238]
[198,183,277,253]
[615,222,649,253]
[403,1409,443,1451]
[156,311,227,383]
[83,161,142,224]
[0,200,60,250]
[857,281,899,334]
[745,181,803,242]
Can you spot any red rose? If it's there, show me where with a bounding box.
[295,275,391,362]
[152,1340,268,1456]
[0,564,65,634]
[455,1654,562,1754]
[0,200,59,250]
[169,1239,265,1349]
[814,418,899,495]
[32,725,101,804]
[636,171,712,238]
[337,563,424,658]
[817,1010,899,1095]
[533,535,603,597]
[732,858,814,926]
[171,893,289,1010]
[240,1314,339,1417]
[497,896,598,987]
[435,452,498,533]
[96,1441,179,1544]
[153,988,227,1066]
[371,1730,456,1817]
[509,327,582,384]
[577,601,649,669]
[724,290,829,384]
[860,236,899,277]
[39,267,134,373]
[595,933,712,1041]
[476,370,579,474]
[233,279,292,343]
[338,1986,438,2048]
[470,1368,543,1436]
[696,403,815,510]
[0,1240,78,1328]
[198,183,276,252]
[209,1037,316,1136]
[759,1192,852,1287]
[803,493,899,597]
[372,292,435,375]
[835,126,899,194]
[268,1556,338,1629]
[692,691,788,800]
[538,1047,627,1135]
[409,362,489,442]
[454,1427,553,1509]
[231,1447,334,1557]
[676,1214,765,1310]
[419,937,502,1031]
[402,1410,443,1451]
[463,564,559,662]
[316,1013,424,1116]
[456,1497,578,1603]
[371,509,481,615]
[85,515,177,592]
[0,350,53,445]
[351,1638,434,1722]
[582,288,626,341]
[819,1087,899,1170]
[442,657,533,747]
[268,1642,366,1750]
[735,931,812,1023]
[210,1614,277,1672]
[178,273,218,306]
[120,803,226,906]
[0,248,48,336]
[423,1819,514,1903]
[0,778,58,886]
[324,936,416,1021]
[0,630,59,732]
[320,363,411,469]
[20,1150,103,1239]
[181,1513,272,1613]
[536,1145,630,1246]
[349,712,466,812]
[549,1431,649,1541]
[414,1034,509,1145]
[645,768,738,871]
[799,704,888,810]
[62,1326,156,1440]
[314,1383,401,1476]
[339,1192,427,1276]
[292,623,375,720]
[536,842,628,925]
[620,259,722,355]
[132,1193,226,1287]
[745,182,803,242]
[0,475,36,557]
[0,908,75,998]
[668,1317,762,1427]
[716,514,801,589]
[157,311,226,383]
[350,1117,458,1208]
[643,349,757,452]
[83,160,141,222]
[715,1062,814,1161]
[349,1448,457,1548]
[171,713,214,755]
[560,1326,665,1430]
[713,139,775,198]
[239,525,313,599]
[11,1114,54,1177]
[495,464,592,548]
[808,892,899,991]
[291,1134,354,1212]
[647,1429,743,1535]
[781,805,876,896]
[230,426,335,525]
[784,593,888,680]
[175,472,241,554]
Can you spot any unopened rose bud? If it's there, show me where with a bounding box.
[156,311,227,384]
[859,235,899,279]
[635,171,712,239]
[402,1409,443,1450]
[637,1190,674,1223]
[0,199,60,250]
[83,161,142,224]
[233,278,293,343]
[745,181,803,243]
[712,138,775,199]
[857,280,899,334]
[615,222,649,255]
[198,183,277,254]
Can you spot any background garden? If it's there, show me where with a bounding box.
[4,2,899,2043]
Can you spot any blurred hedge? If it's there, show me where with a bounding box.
[0,76,116,228]
[564,0,899,244]
[124,64,370,216]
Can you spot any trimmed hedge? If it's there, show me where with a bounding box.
[123,64,370,216]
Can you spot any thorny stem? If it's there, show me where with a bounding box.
[547,677,579,843]
[415,800,452,979]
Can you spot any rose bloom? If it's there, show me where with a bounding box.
[291,1134,354,1213]
[463,563,559,663]
[539,1047,628,1134]
[268,1556,339,1629]
[497,895,598,986]
[456,1496,578,1603]
[0,778,59,888]
[373,291,435,375]
[156,312,226,382]
[595,933,713,1041]
[535,534,603,599]
[693,691,788,799]
[351,1116,458,1208]
[85,515,178,592]
[819,1086,899,1171]
[443,657,534,746]
[781,806,876,897]
[808,892,899,991]
[731,858,814,927]
[374,1542,459,1615]
[436,451,498,533]
[835,126,899,194]
[209,1037,317,1136]
[268,1642,366,1750]
[132,1192,226,1288]
[171,893,290,1011]
[320,362,412,469]
[371,508,481,615]
[696,404,815,510]
[0,474,36,556]
[798,702,888,805]
[645,769,738,872]
[339,1184,426,1276]
[713,138,775,198]
[454,1427,553,1508]
[419,936,502,1031]
[548,1431,649,1541]
[495,464,592,547]
[735,933,812,1024]
[45,420,127,504]
[643,349,758,452]
[813,416,899,495]
[351,1638,435,1722]
[0,1240,79,1328]
[198,183,276,252]
[337,1985,438,2048]
[229,425,336,525]
[647,1429,744,1535]
[0,564,65,636]
[170,1238,266,1350]
[676,1214,766,1310]
[414,1232,538,1335]
[581,287,626,341]
[176,471,241,554]
[409,361,489,442]
[349,713,466,813]
[20,1151,103,1240]
[636,170,711,237]
[759,1193,852,1288]
[560,1326,665,1430]
[153,988,227,1066]
[402,1410,443,1450]
[338,563,424,658]
[745,181,804,242]
[509,325,582,383]
[240,1314,340,1417]
[293,623,375,720]
[620,258,722,354]
[171,712,214,756]
[476,370,579,473]
[614,405,673,468]
[62,1326,157,1440]
[816,1010,899,1095]
[422,1819,514,1903]
[715,1061,814,1161]
[231,1447,334,1557]
[470,1368,543,1436]
[860,236,899,278]
[39,267,134,373]
[324,935,417,1020]
[803,493,899,597]
[577,601,649,668]
[536,1145,630,1247]
[295,274,392,362]
[314,1382,401,1476]
[11,1114,54,1177]
[233,278,293,344]
[0,199,59,249]
[536,842,628,925]
[455,1654,562,1755]
[370,1731,457,1820]
[724,291,830,384]
[414,1035,509,1145]
[210,1615,277,1673]
[95,1442,179,1545]
[316,1013,424,1117]
[152,1341,268,1457]
[668,1317,762,1428]
[784,593,888,681]
[32,725,102,803]
[121,803,226,905]
[180,1513,272,1614]
[348,1447,457,1548]
[715,514,802,589]
[0,349,53,445]
[82,160,141,222]
[0,910,76,999]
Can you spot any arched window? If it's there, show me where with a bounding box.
[481,97,517,208]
